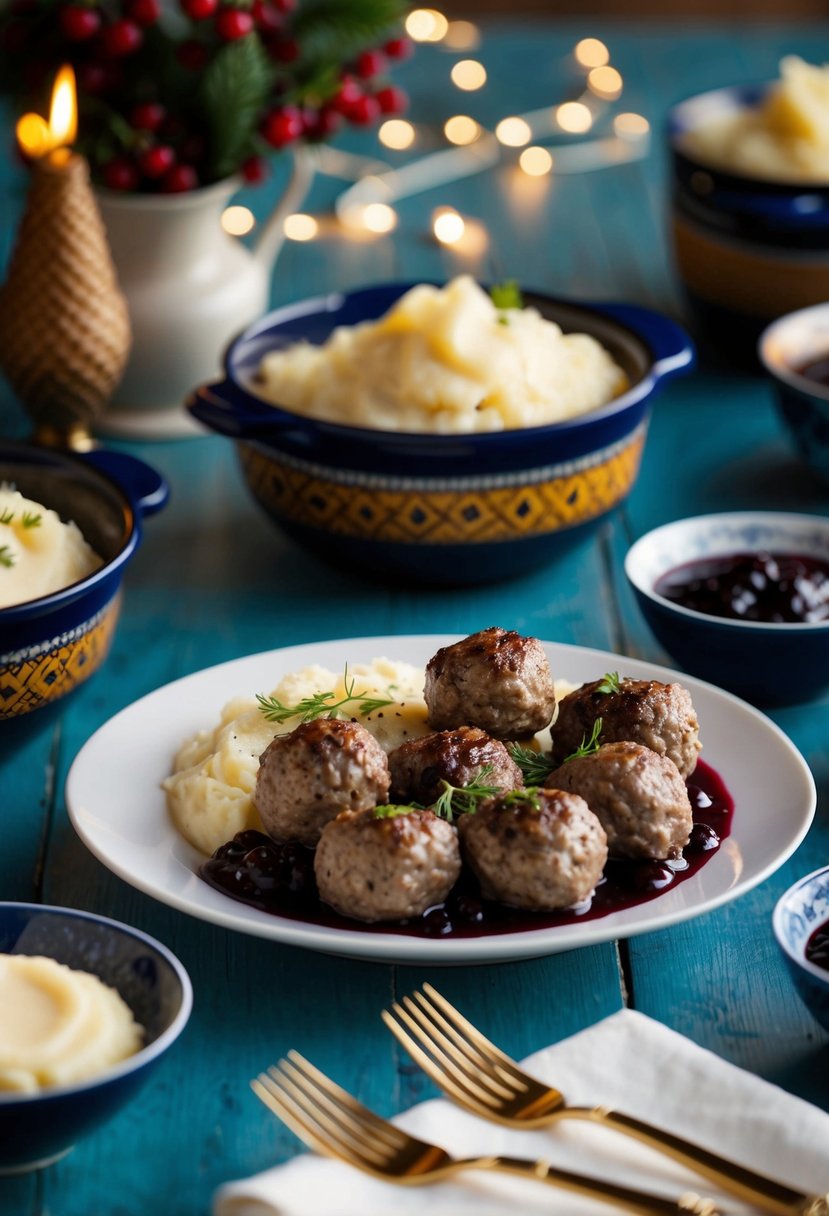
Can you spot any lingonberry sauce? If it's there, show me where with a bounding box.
[805,921,829,972]
[199,759,733,938]
[654,551,829,624]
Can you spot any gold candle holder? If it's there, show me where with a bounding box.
[0,67,131,450]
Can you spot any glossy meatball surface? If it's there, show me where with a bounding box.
[552,677,701,777]
[254,718,390,847]
[388,726,523,806]
[546,740,692,860]
[425,627,556,739]
[314,807,461,923]
[458,788,607,911]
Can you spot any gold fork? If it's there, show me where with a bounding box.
[252,1050,724,1216]
[382,985,829,1216]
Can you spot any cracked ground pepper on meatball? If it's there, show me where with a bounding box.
[254,718,390,847]
[552,677,701,777]
[546,740,693,860]
[388,726,523,806]
[314,807,461,923]
[458,788,607,911]
[424,627,556,739]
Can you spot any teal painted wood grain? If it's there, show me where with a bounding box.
[2,21,829,1216]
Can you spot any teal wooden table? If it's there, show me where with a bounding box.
[1,22,828,1216]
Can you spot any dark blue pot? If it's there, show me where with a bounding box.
[189,284,693,585]
[0,443,168,718]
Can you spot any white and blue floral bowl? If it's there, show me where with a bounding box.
[0,442,167,719]
[773,867,829,1034]
[625,511,829,705]
[0,902,192,1173]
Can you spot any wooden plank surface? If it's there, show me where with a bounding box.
[1,21,828,1216]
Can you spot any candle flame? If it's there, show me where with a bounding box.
[17,65,78,159]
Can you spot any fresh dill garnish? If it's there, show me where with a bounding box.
[0,545,15,568]
[498,787,543,811]
[562,717,603,762]
[509,742,557,784]
[0,509,13,525]
[256,664,395,724]
[596,671,621,695]
[373,804,416,820]
[490,280,523,322]
[431,764,501,823]
[21,511,41,529]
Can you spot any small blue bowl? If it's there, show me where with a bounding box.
[773,867,829,1034]
[625,511,829,706]
[0,442,168,718]
[669,83,829,360]
[759,302,829,484]
[0,903,192,1173]
[188,283,693,585]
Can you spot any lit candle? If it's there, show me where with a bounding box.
[0,67,131,448]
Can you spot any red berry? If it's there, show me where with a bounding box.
[180,0,217,16]
[273,0,295,10]
[356,49,385,79]
[375,85,407,115]
[215,7,254,39]
[59,5,101,41]
[241,154,268,184]
[383,36,412,60]
[139,144,176,179]
[345,94,380,126]
[251,0,281,31]
[161,164,199,193]
[102,156,140,191]
[176,38,209,69]
[331,75,362,113]
[130,102,166,131]
[261,105,303,148]
[304,104,341,141]
[100,18,143,56]
[128,0,160,25]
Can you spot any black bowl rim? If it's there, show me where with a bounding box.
[0,902,193,1106]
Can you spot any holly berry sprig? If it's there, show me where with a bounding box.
[0,0,412,193]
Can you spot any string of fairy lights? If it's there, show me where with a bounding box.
[219,9,650,259]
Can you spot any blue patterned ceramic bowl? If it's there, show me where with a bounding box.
[0,443,168,719]
[625,511,829,705]
[669,84,829,360]
[773,868,829,1034]
[188,283,693,585]
[759,303,829,483]
[0,902,192,1173]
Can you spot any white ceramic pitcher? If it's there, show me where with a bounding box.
[95,150,313,439]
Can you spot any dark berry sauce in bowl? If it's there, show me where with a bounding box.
[654,551,829,624]
[805,921,829,972]
[199,759,732,939]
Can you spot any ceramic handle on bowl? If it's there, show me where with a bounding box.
[594,302,696,382]
[187,380,297,438]
[81,450,169,517]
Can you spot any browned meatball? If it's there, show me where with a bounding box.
[314,807,461,923]
[424,627,556,739]
[388,726,523,806]
[458,788,607,911]
[254,718,390,847]
[552,677,701,777]
[546,741,692,860]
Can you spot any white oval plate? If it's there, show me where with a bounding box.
[66,636,816,964]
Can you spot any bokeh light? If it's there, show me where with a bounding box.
[444,20,480,50]
[555,101,593,134]
[495,116,532,147]
[614,112,650,138]
[378,119,416,150]
[361,203,398,234]
[574,37,609,68]
[444,114,481,145]
[405,8,448,42]
[450,59,487,91]
[519,146,554,176]
[221,205,255,236]
[588,65,623,100]
[283,213,318,241]
[432,206,465,244]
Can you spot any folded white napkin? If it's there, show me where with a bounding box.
[214,1008,829,1216]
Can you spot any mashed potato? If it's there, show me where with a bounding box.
[165,658,431,856]
[0,954,143,1093]
[683,57,829,182]
[0,487,102,610]
[256,276,628,434]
